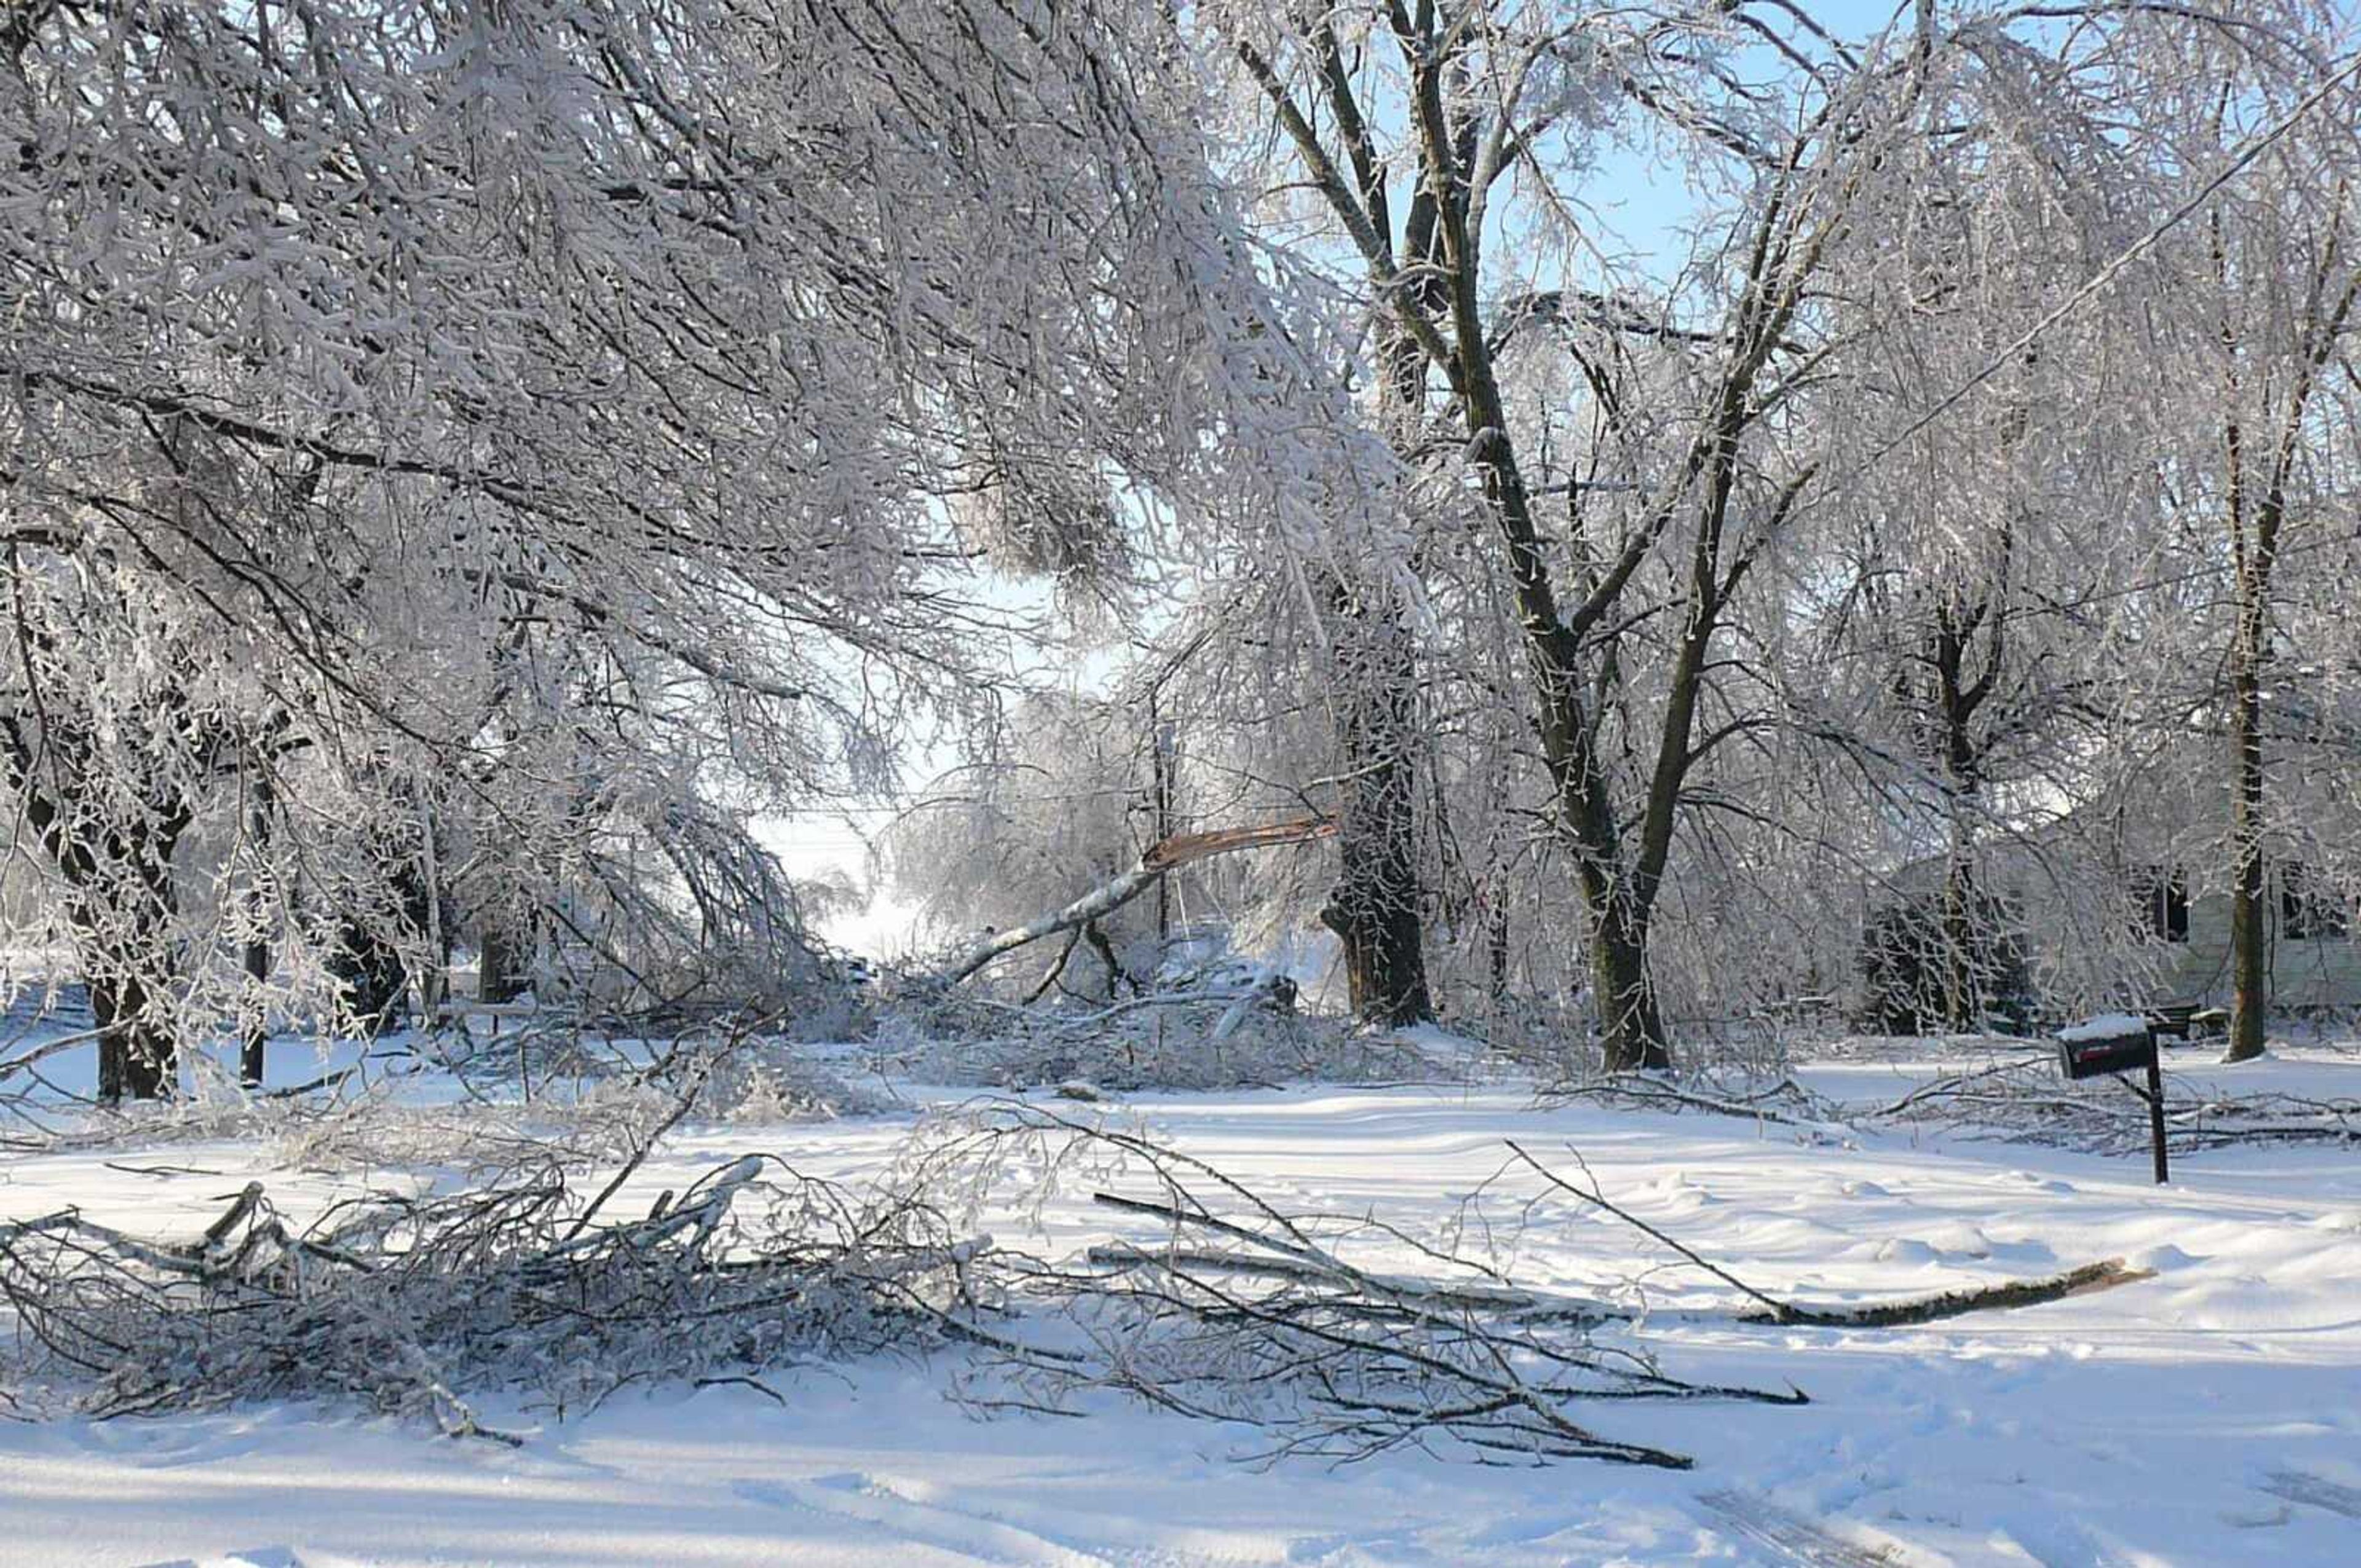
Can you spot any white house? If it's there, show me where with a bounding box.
[2126,859,2361,1011]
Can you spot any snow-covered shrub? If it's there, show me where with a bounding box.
[1856,891,2038,1036]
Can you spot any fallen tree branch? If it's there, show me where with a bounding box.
[0,1148,995,1440]
[1084,1240,1615,1325]
[1731,1257,2151,1328]
[943,866,1164,983]
[943,817,1334,983]
[1506,1140,2154,1328]
[1507,1140,1794,1318]
[920,1105,1805,1468]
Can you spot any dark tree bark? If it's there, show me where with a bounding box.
[331,853,432,1036]
[5,749,192,1101]
[1321,586,1432,1026]
[478,918,529,1003]
[330,924,409,1036]
[89,967,172,1101]
[1904,569,2007,1032]
[240,766,275,1087]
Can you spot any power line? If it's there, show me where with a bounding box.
[1827,44,2361,502]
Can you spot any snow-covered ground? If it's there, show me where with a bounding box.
[3,1041,2359,1566]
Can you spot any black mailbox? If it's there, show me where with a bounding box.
[2056,1017,2158,1081]
[2055,1014,2172,1184]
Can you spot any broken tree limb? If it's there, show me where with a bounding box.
[1730,1257,2153,1328]
[1505,1141,2154,1328]
[1506,1140,1793,1318]
[1140,816,1337,871]
[943,816,1335,983]
[943,866,1162,984]
[1021,926,1087,1004]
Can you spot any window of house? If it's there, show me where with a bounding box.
[2132,867,2189,944]
[2280,863,2349,940]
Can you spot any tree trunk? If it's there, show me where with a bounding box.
[241,931,269,1087]
[2226,630,2270,1062]
[1934,613,1996,1033]
[1587,896,1670,1073]
[1940,840,1979,1032]
[67,820,186,1103]
[1321,590,1432,1026]
[91,969,172,1101]
[241,768,274,1087]
[1485,897,1511,1005]
[334,925,409,1036]
[90,968,121,1104]
[1148,688,1174,950]
[2203,219,2357,1060]
[1316,298,1436,1029]
[478,919,528,1004]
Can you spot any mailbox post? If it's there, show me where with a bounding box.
[2056,1015,2168,1183]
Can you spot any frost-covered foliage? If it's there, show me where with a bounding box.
[6,0,2361,1092]
[884,694,1160,979]
[0,0,1390,1091]
[1096,1,2361,1051]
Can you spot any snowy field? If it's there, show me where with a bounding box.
[2,1041,2359,1567]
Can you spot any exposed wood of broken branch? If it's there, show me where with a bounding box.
[1141,816,1336,870]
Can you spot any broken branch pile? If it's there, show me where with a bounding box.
[0,1155,991,1440]
[1862,1057,2361,1153]
[0,1101,2158,1470]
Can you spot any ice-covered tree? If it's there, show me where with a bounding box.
[0,0,1378,1091]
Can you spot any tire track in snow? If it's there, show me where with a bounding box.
[2259,1468,2361,1521]
[735,1473,1115,1566]
[1696,1490,1911,1566]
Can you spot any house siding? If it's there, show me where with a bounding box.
[2159,891,2361,1010]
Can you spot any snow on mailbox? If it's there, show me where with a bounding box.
[2055,1013,2157,1081]
[2055,1012,2170,1183]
